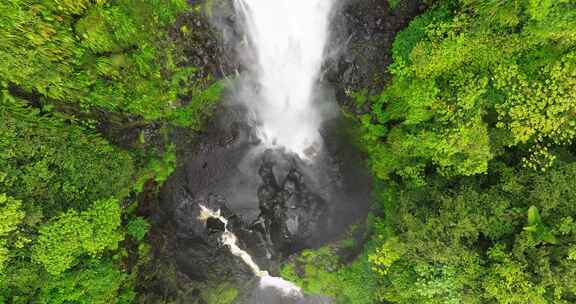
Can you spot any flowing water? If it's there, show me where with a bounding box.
[198,205,304,301]
[234,0,335,159]
[198,205,268,277]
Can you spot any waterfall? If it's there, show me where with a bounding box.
[234,0,335,159]
[203,0,335,301]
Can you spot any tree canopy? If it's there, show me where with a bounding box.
[287,1,576,303]
[0,0,219,302]
[355,1,576,303]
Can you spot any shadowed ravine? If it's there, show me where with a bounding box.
[159,107,372,303]
[157,0,372,303]
[188,0,366,302]
[214,0,349,301]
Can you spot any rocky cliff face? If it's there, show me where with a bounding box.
[328,0,426,112]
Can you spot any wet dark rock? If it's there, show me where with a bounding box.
[141,101,372,302]
[171,5,237,79]
[207,217,226,233]
[254,155,330,256]
[327,0,427,112]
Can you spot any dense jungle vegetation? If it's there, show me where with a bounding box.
[284,0,576,303]
[0,0,219,302]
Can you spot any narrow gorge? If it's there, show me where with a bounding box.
[145,0,376,302]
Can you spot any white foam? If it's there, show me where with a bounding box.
[199,205,267,276]
[235,0,335,159]
[199,205,304,301]
[259,275,303,297]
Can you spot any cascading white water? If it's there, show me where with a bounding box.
[235,0,334,159]
[198,205,303,300]
[198,205,267,276]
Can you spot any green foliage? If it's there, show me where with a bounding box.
[0,95,134,215]
[0,0,216,122]
[0,194,24,274]
[0,195,24,238]
[362,0,576,181]
[366,162,576,303]
[281,247,341,296]
[134,144,177,192]
[200,282,238,304]
[388,0,401,9]
[524,206,557,244]
[168,81,224,129]
[32,198,123,275]
[281,246,378,304]
[1,199,127,302]
[0,0,219,302]
[37,259,130,304]
[349,1,576,304]
[0,89,138,302]
[126,217,151,242]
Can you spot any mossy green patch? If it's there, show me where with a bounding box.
[201,282,238,304]
[280,246,378,304]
